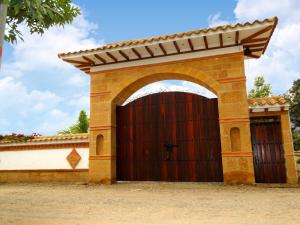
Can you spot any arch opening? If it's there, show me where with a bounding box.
[112,71,220,106]
[122,80,217,106]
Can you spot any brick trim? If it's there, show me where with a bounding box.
[222,152,253,157]
[89,125,116,131]
[219,117,250,123]
[90,91,111,97]
[217,76,246,83]
[89,155,116,160]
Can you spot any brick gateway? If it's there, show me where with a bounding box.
[0,17,297,184]
[58,16,297,184]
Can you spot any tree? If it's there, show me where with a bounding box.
[3,0,80,43]
[0,1,8,68]
[0,0,80,68]
[59,110,89,134]
[285,79,300,150]
[285,79,300,128]
[248,76,272,98]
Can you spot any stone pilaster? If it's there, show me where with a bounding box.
[280,112,298,184]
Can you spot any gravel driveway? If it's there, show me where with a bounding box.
[0,182,299,225]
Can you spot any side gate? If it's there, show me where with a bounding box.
[250,118,287,183]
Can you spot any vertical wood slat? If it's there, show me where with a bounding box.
[116,92,223,182]
[250,121,287,183]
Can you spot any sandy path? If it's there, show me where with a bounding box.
[0,182,300,225]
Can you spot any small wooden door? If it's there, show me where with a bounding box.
[116,92,223,182]
[250,120,287,183]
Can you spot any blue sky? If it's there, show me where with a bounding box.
[73,0,236,42]
[1,0,300,135]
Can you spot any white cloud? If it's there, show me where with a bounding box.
[0,11,100,135]
[234,0,300,95]
[38,109,75,134]
[0,77,70,134]
[66,73,89,87]
[68,95,90,111]
[208,12,231,27]
[0,76,89,134]
[3,15,102,74]
[234,0,298,22]
[0,77,62,113]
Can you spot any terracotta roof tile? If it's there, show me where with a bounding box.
[248,96,288,107]
[58,17,278,58]
[0,133,89,145]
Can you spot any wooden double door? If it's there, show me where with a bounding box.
[116,92,223,182]
[250,119,287,183]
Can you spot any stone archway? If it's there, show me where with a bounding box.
[88,54,256,185]
[112,69,220,106]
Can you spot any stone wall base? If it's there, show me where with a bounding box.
[0,169,88,183]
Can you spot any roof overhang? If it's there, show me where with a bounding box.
[248,96,289,113]
[58,17,278,74]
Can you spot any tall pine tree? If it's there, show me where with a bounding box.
[59,110,89,134]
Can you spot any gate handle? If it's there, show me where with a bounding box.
[164,144,178,160]
[164,143,178,151]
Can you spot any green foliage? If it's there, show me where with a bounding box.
[59,110,89,134]
[2,0,10,4]
[0,133,41,142]
[293,131,300,151]
[285,79,300,129]
[284,79,300,150]
[5,0,80,43]
[296,158,300,164]
[248,76,272,98]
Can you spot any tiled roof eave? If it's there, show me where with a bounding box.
[58,17,278,74]
[58,17,277,58]
[248,96,290,110]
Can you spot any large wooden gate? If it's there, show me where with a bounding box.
[250,118,287,183]
[116,92,223,182]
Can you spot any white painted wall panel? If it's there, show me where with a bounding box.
[0,148,89,170]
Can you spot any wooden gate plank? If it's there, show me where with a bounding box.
[250,120,287,183]
[116,92,223,182]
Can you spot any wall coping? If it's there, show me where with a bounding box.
[0,133,89,147]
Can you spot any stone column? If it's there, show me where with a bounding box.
[217,56,255,184]
[280,112,298,184]
[88,74,116,184]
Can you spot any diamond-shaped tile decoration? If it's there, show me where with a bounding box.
[67,148,81,169]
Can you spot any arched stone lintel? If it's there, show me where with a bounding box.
[111,65,221,106]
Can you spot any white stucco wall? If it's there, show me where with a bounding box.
[0,148,89,170]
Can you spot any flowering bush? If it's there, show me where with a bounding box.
[0,133,41,142]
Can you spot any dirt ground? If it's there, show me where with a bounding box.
[0,182,300,225]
